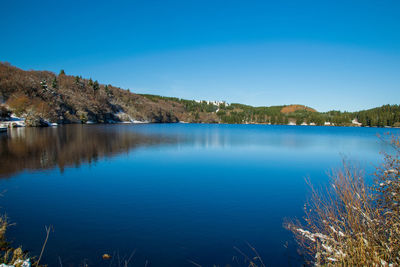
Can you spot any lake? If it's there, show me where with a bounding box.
[0,124,398,266]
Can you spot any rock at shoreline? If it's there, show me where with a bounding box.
[25,115,48,127]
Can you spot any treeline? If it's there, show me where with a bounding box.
[134,93,400,127]
[140,94,218,113]
[215,104,400,127]
[214,103,339,125]
[356,105,400,127]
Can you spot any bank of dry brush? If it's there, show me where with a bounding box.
[286,134,400,266]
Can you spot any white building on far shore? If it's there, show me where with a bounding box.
[194,100,229,106]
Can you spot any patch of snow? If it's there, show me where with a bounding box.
[42,119,58,127]
[0,258,31,267]
[10,114,25,121]
[322,244,333,253]
[352,118,362,126]
[131,120,149,124]
[114,111,149,124]
[384,169,399,175]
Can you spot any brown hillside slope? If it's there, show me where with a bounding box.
[281,104,317,114]
[0,63,218,124]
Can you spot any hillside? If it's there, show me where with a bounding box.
[0,63,219,125]
[281,104,317,114]
[0,62,399,127]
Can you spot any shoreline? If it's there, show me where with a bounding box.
[1,119,399,129]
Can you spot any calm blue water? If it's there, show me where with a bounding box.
[0,124,398,266]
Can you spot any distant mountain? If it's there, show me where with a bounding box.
[0,62,399,127]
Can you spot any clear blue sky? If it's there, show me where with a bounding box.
[1,0,399,111]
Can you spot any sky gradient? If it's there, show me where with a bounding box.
[1,0,399,111]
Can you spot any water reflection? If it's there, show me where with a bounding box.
[0,125,174,178]
[130,124,388,153]
[0,124,394,179]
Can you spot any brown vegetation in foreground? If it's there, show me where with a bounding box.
[286,134,400,266]
[0,216,32,266]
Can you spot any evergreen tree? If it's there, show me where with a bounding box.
[93,80,100,91]
[52,77,58,88]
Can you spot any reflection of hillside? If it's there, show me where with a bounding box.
[0,125,173,178]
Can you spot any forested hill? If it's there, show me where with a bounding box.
[0,62,399,127]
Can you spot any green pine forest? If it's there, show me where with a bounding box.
[140,94,400,127]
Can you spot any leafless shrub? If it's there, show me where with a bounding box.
[286,134,400,266]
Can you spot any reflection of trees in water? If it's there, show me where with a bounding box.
[0,125,173,178]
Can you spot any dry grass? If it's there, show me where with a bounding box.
[0,215,31,266]
[0,211,52,267]
[233,242,266,267]
[285,134,400,266]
